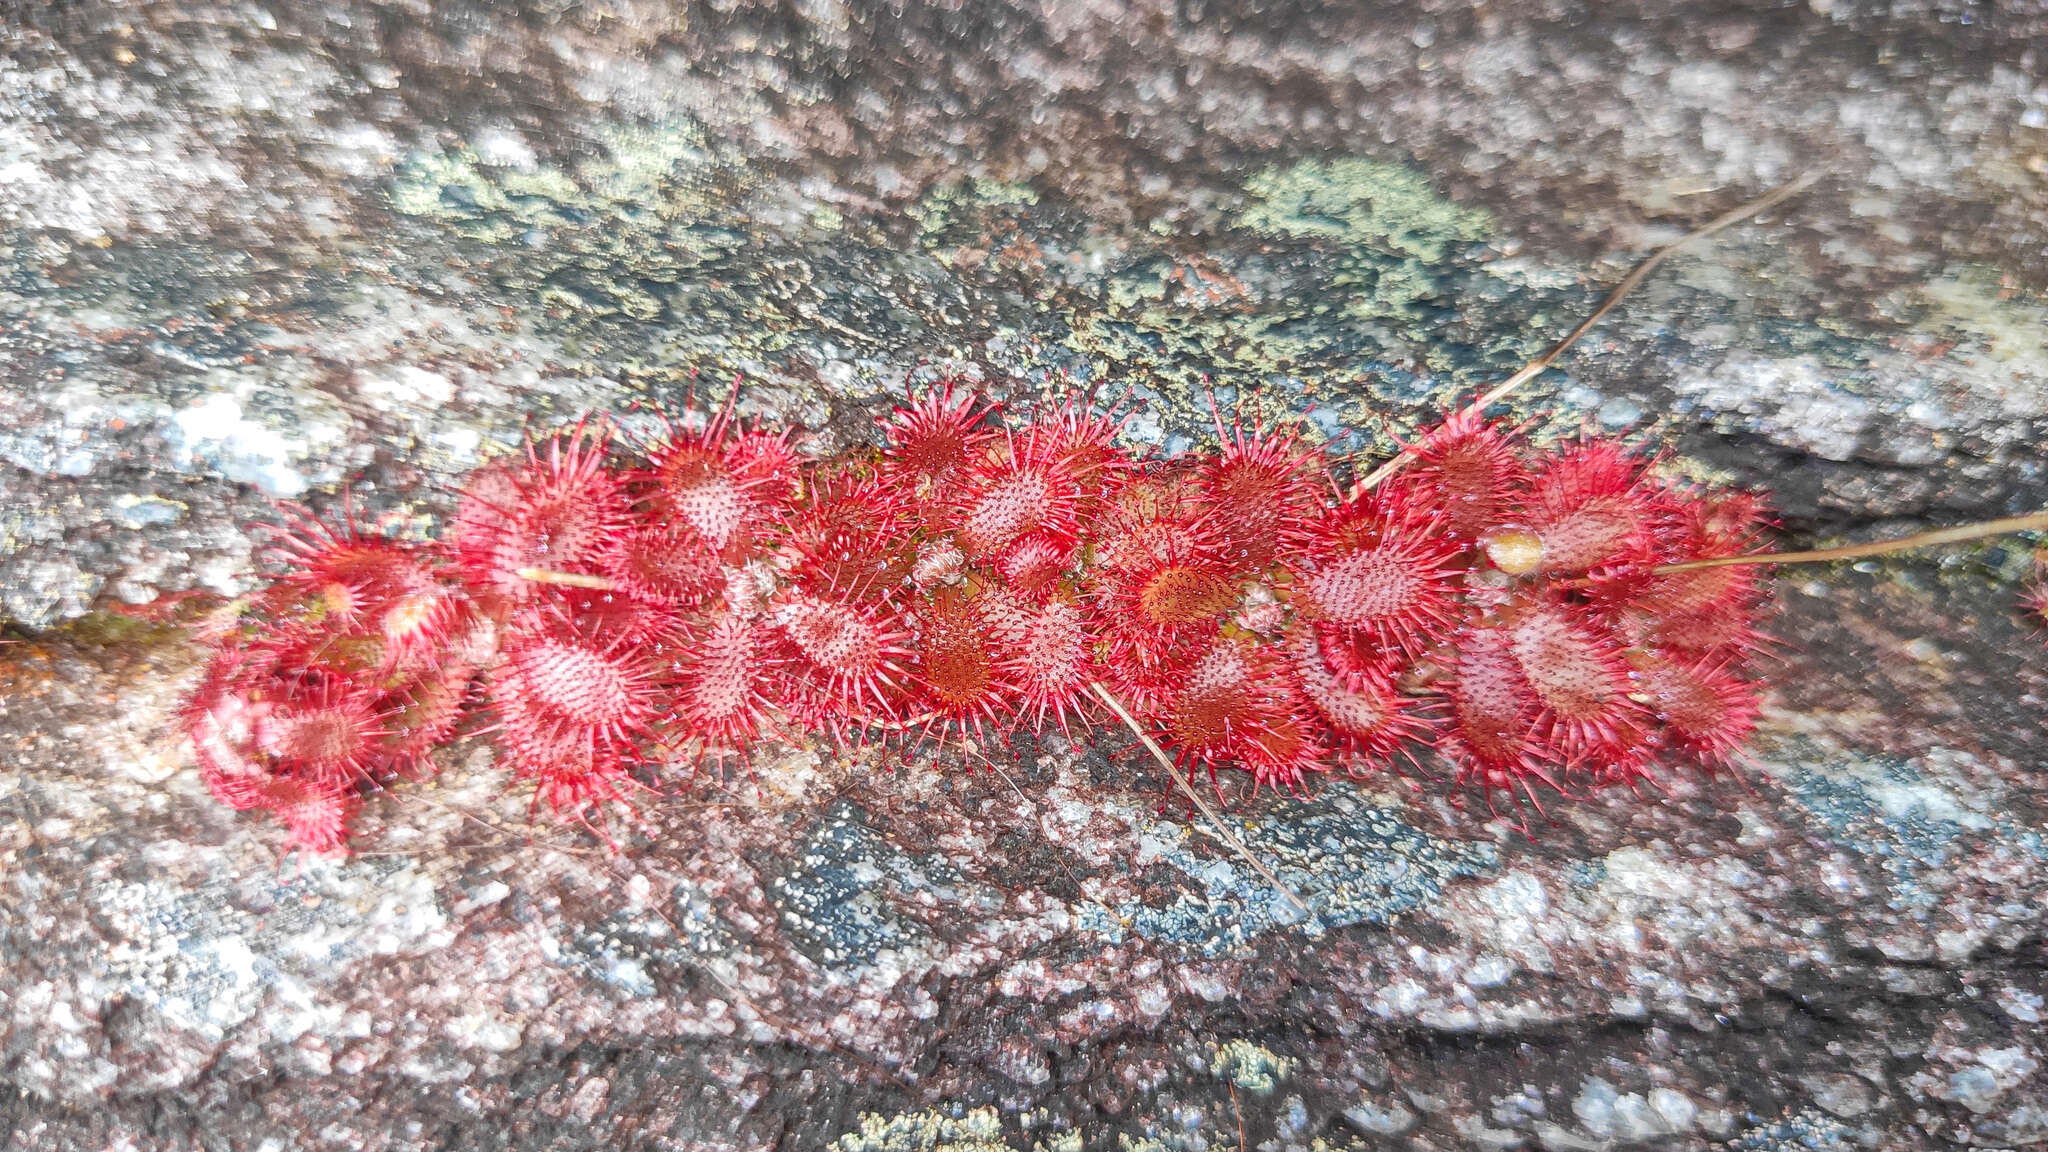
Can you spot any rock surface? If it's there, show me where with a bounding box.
[3,1,2048,1148]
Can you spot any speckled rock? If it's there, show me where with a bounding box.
[3,2,2048,1149]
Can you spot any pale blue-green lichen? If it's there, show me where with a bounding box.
[1074,783,1498,957]
[382,133,1579,465]
[389,121,749,246]
[1767,735,2045,917]
[387,121,803,370]
[769,799,987,969]
[1915,264,2048,373]
[1728,1107,1859,1151]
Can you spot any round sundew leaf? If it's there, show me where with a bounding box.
[1197,416,1322,574]
[1138,562,1238,627]
[1405,412,1529,541]
[879,383,996,492]
[452,427,633,600]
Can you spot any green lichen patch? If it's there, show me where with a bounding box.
[1915,265,2048,374]
[833,1107,1015,1152]
[386,121,775,358]
[380,131,1585,470]
[911,176,1044,250]
[389,121,752,248]
[385,121,1023,399]
[1045,157,1530,452]
[1236,158,1493,263]
[1210,1037,1296,1094]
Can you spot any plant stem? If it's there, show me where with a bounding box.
[516,568,621,590]
[1353,172,1821,497]
[1087,680,1311,916]
[1654,510,2048,574]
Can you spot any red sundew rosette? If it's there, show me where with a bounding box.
[186,510,486,854]
[183,388,1794,849]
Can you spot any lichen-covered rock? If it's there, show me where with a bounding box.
[4,1,2048,1149]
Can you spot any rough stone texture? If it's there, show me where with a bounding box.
[3,1,2048,1149]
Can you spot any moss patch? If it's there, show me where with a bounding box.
[45,609,191,651]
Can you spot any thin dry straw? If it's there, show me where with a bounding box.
[516,567,622,590]
[1351,172,1823,497]
[1088,679,1312,916]
[1654,510,2048,574]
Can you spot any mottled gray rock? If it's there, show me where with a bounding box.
[3,1,2048,1150]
